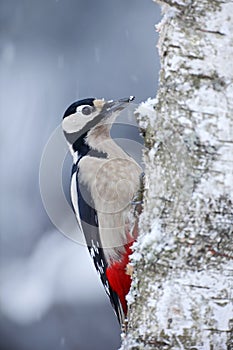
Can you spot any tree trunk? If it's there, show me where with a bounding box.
[121,1,233,349]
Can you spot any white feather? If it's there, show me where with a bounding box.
[70,171,83,235]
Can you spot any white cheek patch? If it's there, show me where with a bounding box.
[62,113,86,134]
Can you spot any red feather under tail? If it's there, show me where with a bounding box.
[106,242,133,315]
[106,206,141,317]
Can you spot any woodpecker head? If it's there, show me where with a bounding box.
[62,96,135,154]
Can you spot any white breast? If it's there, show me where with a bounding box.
[78,155,141,263]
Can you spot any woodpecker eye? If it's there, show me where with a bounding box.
[81,106,93,115]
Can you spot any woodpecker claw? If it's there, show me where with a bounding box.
[130,200,143,205]
[126,263,134,276]
[131,172,145,217]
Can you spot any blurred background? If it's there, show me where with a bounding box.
[0,1,160,349]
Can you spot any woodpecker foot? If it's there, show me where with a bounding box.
[131,172,145,203]
[131,172,145,216]
[126,263,134,276]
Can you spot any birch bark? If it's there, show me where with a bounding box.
[121,1,233,349]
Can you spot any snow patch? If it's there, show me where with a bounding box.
[135,97,157,129]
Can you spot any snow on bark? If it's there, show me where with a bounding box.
[121,1,233,349]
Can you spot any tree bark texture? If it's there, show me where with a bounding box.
[121,1,233,349]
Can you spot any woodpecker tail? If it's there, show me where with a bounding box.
[106,242,133,321]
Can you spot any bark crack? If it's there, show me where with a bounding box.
[196,28,226,36]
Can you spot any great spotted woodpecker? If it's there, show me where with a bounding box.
[62,97,141,324]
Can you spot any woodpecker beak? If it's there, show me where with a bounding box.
[89,96,135,127]
[103,96,135,114]
[118,96,135,103]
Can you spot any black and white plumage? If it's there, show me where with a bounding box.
[62,97,141,324]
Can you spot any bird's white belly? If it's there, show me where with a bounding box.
[78,155,141,262]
